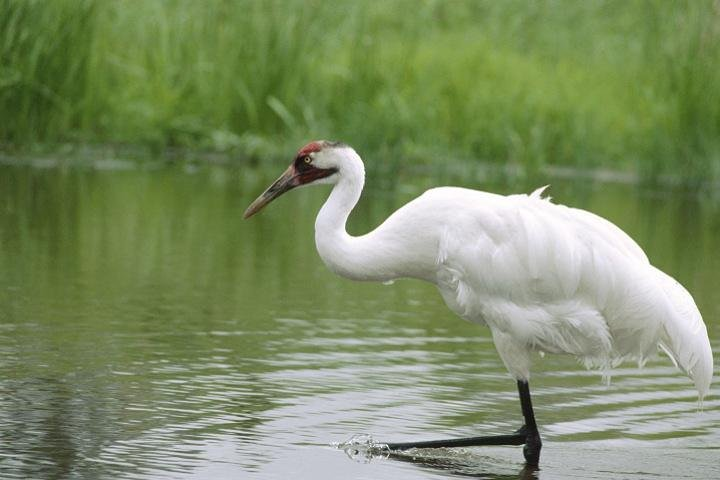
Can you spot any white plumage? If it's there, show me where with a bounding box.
[246,141,714,400]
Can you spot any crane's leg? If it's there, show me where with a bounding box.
[385,380,542,466]
[517,379,541,465]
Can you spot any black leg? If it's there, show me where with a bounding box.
[517,379,542,466]
[383,379,542,466]
[385,431,526,450]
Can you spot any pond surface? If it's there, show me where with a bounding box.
[0,160,718,479]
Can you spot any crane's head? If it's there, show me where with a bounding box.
[243,140,350,218]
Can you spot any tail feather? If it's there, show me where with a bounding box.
[652,267,713,399]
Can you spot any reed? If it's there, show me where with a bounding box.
[1,0,718,182]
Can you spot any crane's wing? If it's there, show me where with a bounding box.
[425,186,712,397]
[650,266,713,398]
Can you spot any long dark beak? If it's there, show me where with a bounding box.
[243,165,298,219]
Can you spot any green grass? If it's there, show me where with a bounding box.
[1,0,719,183]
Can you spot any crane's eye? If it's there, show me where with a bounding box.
[304,156,312,164]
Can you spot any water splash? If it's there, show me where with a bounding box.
[332,434,390,462]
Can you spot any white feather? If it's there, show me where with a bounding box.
[309,146,712,398]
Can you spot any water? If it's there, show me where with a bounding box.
[0,160,718,479]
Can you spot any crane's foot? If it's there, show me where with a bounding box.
[384,428,527,451]
[385,424,541,466]
[518,424,542,466]
[384,380,542,466]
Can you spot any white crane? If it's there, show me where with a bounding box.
[244,140,713,466]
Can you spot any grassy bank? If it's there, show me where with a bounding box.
[1,0,719,182]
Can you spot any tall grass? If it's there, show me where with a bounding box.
[1,0,719,182]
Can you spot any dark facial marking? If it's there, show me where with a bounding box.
[293,153,315,173]
[292,155,337,184]
[291,153,336,185]
[298,165,338,184]
[290,140,343,184]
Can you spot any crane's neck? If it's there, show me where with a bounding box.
[314,166,363,245]
[314,151,436,282]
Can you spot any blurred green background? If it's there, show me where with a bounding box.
[2,3,720,478]
[1,0,719,182]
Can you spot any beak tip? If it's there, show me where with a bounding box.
[244,164,297,220]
